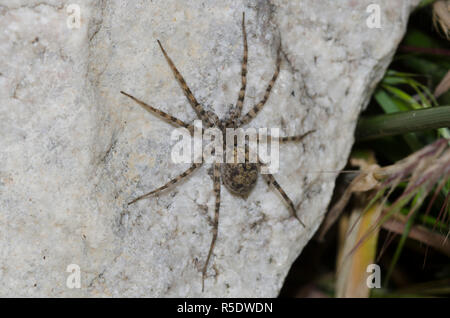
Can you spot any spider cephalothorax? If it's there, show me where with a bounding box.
[121,12,314,291]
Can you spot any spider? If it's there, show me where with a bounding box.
[121,13,314,291]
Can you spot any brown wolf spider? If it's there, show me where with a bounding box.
[121,13,314,291]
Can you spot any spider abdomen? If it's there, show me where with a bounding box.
[221,162,258,196]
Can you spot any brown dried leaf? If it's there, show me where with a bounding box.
[434,70,450,98]
[433,1,450,40]
[382,216,450,257]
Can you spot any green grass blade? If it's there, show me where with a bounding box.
[356,106,450,141]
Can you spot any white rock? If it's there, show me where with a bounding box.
[0,0,419,297]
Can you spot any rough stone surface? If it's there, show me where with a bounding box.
[0,0,419,297]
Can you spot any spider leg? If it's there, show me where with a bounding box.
[237,46,281,127]
[259,130,316,143]
[259,162,305,227]
[202,162,221,292]
[128,162,202,205]
[278,130,315,142]
[121,91,194,133]
[227,12,248,127]
[157,40,219,127]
